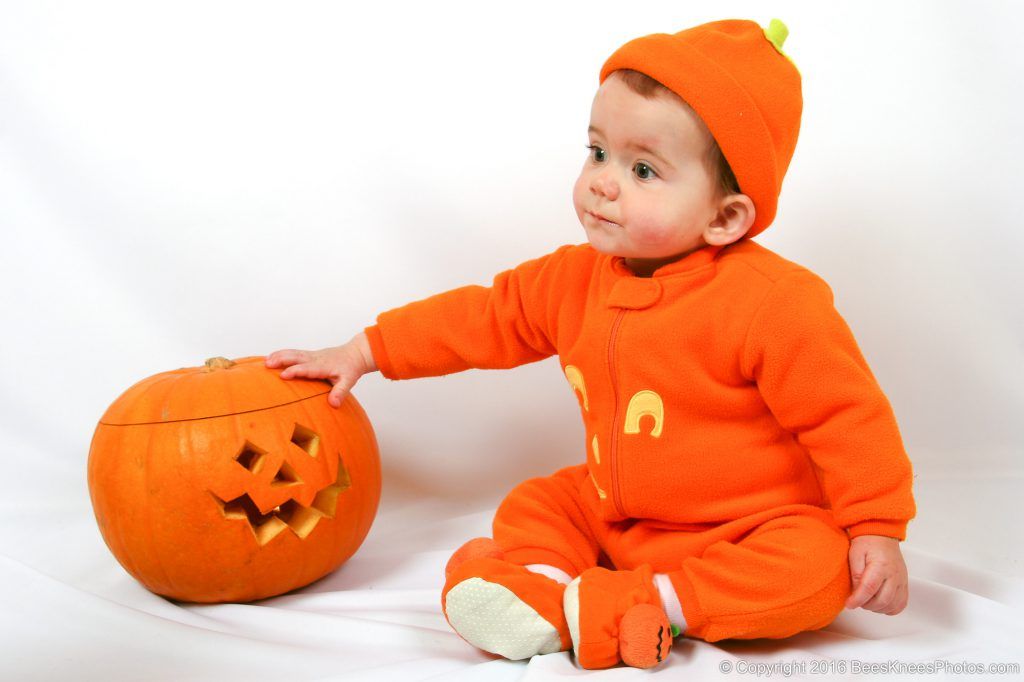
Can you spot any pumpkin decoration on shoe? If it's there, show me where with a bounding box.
[87,356,381,603]
[563,564,674,669]
[619,602,673,668]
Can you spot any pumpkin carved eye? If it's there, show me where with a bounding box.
[235,441,268,473]
[233,430,307,487]
[291,423,319,458]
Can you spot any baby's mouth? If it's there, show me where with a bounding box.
[588,211,619,226]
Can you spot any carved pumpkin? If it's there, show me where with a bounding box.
[87,356,381,603]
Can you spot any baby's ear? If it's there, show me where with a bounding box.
[704,193,755,246]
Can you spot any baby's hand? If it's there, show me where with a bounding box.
[845,534,909,615]
[266,332,377,409]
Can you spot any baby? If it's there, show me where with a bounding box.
[266,18,916,670]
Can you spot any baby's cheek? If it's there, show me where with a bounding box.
[629,215,677,248]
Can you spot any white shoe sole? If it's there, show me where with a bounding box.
[444,577,563,660]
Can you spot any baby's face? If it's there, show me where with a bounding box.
[573,72,723,273]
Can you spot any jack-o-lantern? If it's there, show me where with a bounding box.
[87,356,381,603]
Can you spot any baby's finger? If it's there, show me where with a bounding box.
[281,362,327,380]
[885,586,909,615]
[845,564,884,610]
[861,578,895,612]
[266,350,309,368]
[265,351,287,367]
[327,374,358,408]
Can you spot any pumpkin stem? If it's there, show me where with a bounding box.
[203,357,237,371]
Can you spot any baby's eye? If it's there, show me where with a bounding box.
[585,144,606,163]
[634,162,657,180]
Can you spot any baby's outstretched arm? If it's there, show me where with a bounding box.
[845,535,909,615]
[266,332,377,408]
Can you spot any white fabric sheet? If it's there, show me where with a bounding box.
[2,463,1022,680]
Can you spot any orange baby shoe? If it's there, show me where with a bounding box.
[441,537,572,660]
[563,564,674,669]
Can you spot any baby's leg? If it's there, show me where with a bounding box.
[489,465,677,669]
[442,464,601,660]
[492,462,603,576]
[611,504,852,643]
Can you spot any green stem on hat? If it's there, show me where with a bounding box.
[764,18,789,52]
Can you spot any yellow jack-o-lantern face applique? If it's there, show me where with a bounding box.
[562,365,666,498]
[564,365,589,411]
[624,390,665,438]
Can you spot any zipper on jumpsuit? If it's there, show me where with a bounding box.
[607,308,628,518]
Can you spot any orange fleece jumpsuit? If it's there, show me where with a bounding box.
[363,238,916,642]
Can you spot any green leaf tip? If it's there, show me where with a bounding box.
[764,18,789,52]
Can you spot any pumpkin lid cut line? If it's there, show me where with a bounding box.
[99,356,334,425]
[98,390,333,427]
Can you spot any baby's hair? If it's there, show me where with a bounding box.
[613,69,740,199]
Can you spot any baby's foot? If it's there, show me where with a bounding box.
[563,564,675,669]
[442,538,572,660]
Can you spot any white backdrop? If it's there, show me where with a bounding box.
[2,1,1022,680]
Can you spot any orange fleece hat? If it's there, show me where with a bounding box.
[599,18,802,237]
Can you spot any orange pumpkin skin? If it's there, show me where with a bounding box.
[87,356,381,603]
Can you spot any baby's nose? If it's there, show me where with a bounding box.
[591,171,619,200]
